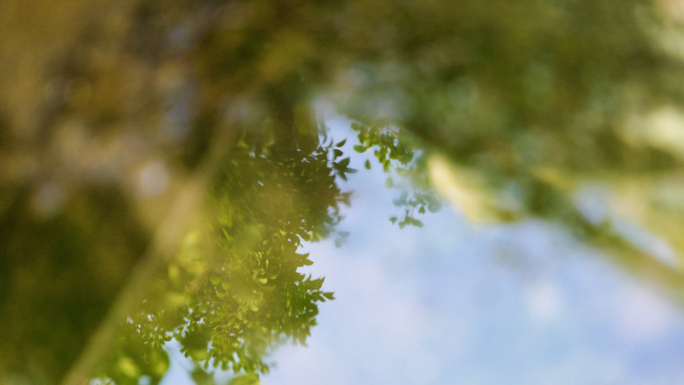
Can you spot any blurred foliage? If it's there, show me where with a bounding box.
[94,132,343,384]
[0,186,149,384]
[3,0,684,384]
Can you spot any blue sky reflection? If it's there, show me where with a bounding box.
[264,119,684,385]
[163,118,684,385]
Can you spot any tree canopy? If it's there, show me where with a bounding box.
[3,0,684,384]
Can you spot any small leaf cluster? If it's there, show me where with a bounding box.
[390,190,441,228]
[352,123,414,172]
[94,320,171,385]
[351,122,442,227]
[330,138,358,182]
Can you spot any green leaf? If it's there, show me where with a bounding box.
[228,373,260,385]
[336,139,346,147]
[353,145,366,153]
[386,177,394,188]
[364,159,371,169]
[333,149,343,158]
[210,277,221,286]
[322,292,335,300]
[309,278,324,290]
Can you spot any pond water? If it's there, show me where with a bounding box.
[157,118,684,385]
[4,2,684,384]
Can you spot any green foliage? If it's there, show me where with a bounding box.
[227,373,261,385]
[0,186,150,384]
[95,131,343,382]
[4,0,684,383]
[350,122,442,227]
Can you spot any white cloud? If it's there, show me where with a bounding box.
[523,281,564,323]
[612,284,678,345]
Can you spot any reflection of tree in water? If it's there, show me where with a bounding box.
[97,130,354,384]
[4,0,684,384]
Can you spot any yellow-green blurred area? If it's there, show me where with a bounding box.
[4,0,684,384]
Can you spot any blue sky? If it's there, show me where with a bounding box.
[162,116,684,385]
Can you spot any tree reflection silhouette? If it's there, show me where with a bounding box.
[96,126,353,384]
[3,0,684,384]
